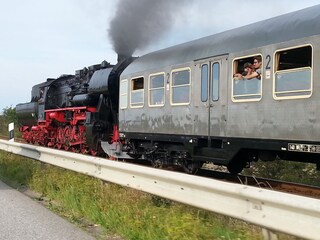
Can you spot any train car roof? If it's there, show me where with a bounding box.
[122,4,320,76]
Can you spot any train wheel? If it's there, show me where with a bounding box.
[56,127,64,149]
[80,145,88,154]
[25,129,31,143]
[182,161,200,174]
[90,150,97,156]
[151,158,163,168]
[43,138,49,147]
[227,159,245,174]
[64,126,72,151]
[71,147,78,153]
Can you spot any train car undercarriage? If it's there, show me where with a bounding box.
[102,131,320,174]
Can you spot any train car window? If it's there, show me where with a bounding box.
[201,64,208,102]
[274,45,312,99]
[232,54,262,102]
[212,62,219,101]
[149,73,165,107]
[120,79,128,109]
[130,77,144,108]
[171,68,191,105]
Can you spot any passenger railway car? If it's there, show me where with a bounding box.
[110,5,320,173]
[17,5,320,173]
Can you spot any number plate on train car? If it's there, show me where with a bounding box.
[288,143,320,153]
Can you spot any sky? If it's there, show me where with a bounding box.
[0,0,319,112]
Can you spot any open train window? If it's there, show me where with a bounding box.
[232,54,262,102]
[120,79,128,109]
[149,73,165,107]
[130,77,144,108]
[171,68,191,105]
[274,45,312,99]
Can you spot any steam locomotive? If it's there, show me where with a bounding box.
[16,57,135,155]
[17,5,320,173]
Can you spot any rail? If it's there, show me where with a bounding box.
[0,139,319,239]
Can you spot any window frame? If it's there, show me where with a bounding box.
[170,67,191,106]
[201,64,209,102]
[148,72,165,107]
[130,76,145,108]
[119,79,128,109]
[273,44,313,100]
[231,54,263,103]
[211,62,220,102]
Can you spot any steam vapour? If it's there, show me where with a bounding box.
[109,0,189,57]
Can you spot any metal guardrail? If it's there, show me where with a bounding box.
[0,139,320,240]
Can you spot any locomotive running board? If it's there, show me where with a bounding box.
[101,141,133,160]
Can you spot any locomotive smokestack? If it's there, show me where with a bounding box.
[109,0,191,57]
[117,54,128,62]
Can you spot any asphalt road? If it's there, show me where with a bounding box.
[0,180,96,240]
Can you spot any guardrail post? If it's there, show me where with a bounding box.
[262,229,278,240]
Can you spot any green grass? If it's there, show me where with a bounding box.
[0,150,298,240]
[28,163,255,239]
[0,151,36,186]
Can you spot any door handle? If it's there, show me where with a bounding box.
[204,103,214,108]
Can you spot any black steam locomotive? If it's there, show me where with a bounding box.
[17,5,320,173]
[16,57,134,155]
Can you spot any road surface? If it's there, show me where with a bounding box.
[0,180,96,240]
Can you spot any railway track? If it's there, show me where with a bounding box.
[197,168,320,199]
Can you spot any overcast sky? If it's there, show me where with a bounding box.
[0,0,319,112]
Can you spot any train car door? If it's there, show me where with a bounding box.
[200,56,228,144]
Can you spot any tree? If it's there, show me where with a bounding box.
[0,106,20,137]
[2,106,17,124]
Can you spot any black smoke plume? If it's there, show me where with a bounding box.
[109,0,189,57]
